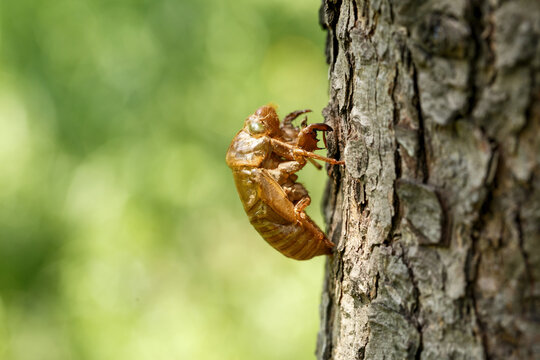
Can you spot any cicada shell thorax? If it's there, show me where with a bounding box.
[226,130,270,169]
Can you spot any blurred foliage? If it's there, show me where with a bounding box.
[0,0,331,359]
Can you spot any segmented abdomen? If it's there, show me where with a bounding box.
[246,194,332,261]
[231,168,333,260]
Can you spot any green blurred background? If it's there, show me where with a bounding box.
[0,0,331,359]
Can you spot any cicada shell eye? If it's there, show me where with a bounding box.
[247,118,267,135]
[253,106,280,136]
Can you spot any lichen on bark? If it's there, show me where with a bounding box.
[317,0,540,359]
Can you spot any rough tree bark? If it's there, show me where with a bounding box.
[316,0,539,359]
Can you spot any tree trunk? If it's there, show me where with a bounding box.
[316,0,540,359]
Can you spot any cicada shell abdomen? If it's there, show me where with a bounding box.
[231,168,333,260]
[250,214,333,260]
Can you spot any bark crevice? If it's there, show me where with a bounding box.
[410,62,429,183]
